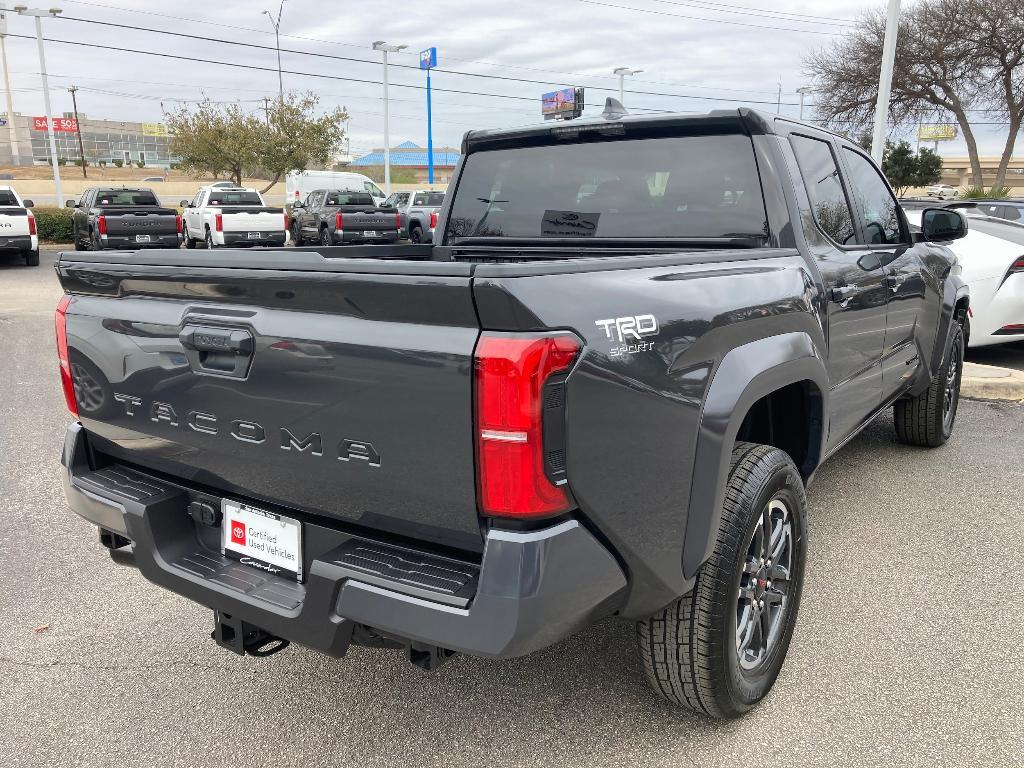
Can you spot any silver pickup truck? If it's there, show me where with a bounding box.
[383,190,444,242]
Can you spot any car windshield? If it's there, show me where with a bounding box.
[326,192,375,206]
[208,191,263,205]
[95,189,159,206]
[445,134,768,242]
[0,191,19,206]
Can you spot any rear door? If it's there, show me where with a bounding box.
[787,132,889,448]
[59,255,485,553]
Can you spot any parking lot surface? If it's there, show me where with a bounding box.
[1,251,1021,767]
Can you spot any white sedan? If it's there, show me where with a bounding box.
[925,184,960,199]
[908,209,1024,347]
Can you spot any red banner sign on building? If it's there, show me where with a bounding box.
[32,116,78,132]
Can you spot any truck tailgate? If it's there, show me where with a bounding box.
[103,208,178,236]
[339,208,399,231]
[0,206,32,235]
[57,251,484,553]
[220,207,285,233]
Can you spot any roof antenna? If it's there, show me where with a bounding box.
[601,97,629,120]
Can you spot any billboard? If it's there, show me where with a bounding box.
[918,123,957,141]
[541,87,583,121]
[142,122,169,137]
[33,116,78,132]
[419,47,437,70]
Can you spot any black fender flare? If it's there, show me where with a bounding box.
[682,332,829,579]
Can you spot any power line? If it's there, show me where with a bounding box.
[578,0,849,35]
[646,0,856,27]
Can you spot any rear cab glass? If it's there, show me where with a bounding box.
[0,190,20,206]
[95,189,159,206]
[326,192,375,206]
[414,192,445,206]
[208,191,263,206]
[444,134,768,242]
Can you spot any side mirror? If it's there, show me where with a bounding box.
[292,201,304,209]
[179,199,189,208]
[921,208,968,242]
[65,199,76,208]
[23,199,33,208]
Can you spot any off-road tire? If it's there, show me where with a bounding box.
[320,227,331,247]
[410,224,423,243]
[292,224,304,247]
[894,322,964,447]
[24,249,39,266]
[183,224,195,249]
[637,442,807,719]
[205,228,216,250]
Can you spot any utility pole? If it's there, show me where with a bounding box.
[15,6,64,207]
[261,96,271,125]
[261,0,285,104]
[776,78,782,115]
[613,67,642,106]
[871,0,901,163]
[0,7,21,165]
[68,85,86,178]
[373,40,406,195]
[796,86,813,122]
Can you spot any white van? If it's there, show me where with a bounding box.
[285,170,386,206]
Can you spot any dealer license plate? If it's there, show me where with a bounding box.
[363,230,379,236]
[247,231,262,239]
[135,234,151,243]
[221,499,303,581]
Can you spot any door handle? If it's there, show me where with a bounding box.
[179,325,254,378]
[831,285,857,303]
[886,269,905,293]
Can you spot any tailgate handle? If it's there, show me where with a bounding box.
[179,325,254,378]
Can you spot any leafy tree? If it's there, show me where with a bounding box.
[914,146,943,188]
[882,141,918,195]
[804,0,1024,189]
[165,92,347,191]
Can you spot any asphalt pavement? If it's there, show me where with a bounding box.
[1,250,1022,767]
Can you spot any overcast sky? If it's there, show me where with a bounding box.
[0,0,1014,159]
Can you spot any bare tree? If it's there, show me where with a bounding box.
[804,0,1023,189]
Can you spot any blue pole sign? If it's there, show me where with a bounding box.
[420,47,437,184]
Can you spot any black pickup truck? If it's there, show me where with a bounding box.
[68,187,181,251]
[289,189,402,246]
[56,105,969,719]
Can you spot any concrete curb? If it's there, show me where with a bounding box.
[961,362,1024,402]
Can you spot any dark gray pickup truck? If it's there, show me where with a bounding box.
[56,105,969,719]
[68,187,181,251]
[290,189,402,246]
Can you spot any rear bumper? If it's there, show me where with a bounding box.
[221,232,287,247]
[61,423,626,659]
[101,234,181,249]
[334,229,401,244]
[0,234,35,252]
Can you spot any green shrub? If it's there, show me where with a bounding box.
[57,157,67,166]
[135,160,145,168]
[961,185,1012,199]
[33,207,75,243]
[98,160,107,167]
[112,159,123,168]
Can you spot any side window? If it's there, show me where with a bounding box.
[413,193,428,206]
[1002,206,1021,222]
[383,193,397,207]
[364,181,383,198]
[305,191,321,208]
[790,135,856,246]
[190,191,202,208]
[841,148,906,245]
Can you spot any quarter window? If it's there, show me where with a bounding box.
[790,135,856,246]
[841,148,905,245]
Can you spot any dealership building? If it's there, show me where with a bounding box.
[350,141,460,183]
[0,112,173,168]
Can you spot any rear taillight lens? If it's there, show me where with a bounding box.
[335,211,343,230]
[1010,256,1024,274]
[395,212,401,230]
[430,210,438,229]
[55,295,79,419]
[97,215,106,235]
[215,213,223,232]
[175,214,182,234]
[28,214,36,235]
[474,332,581,518]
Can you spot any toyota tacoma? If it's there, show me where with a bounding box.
[56,104,969,718]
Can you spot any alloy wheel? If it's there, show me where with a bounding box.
[70,362,105,413]
[736,498,793,672]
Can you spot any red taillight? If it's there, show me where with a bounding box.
[429,210,438,229]
[215,213,223,232]
[175,214,182,234]
[395,212,401,230]
[55,295,79,419]
[474,332,581,518]
[28,214,36,235]
[1010,256,1024,273]
[335,211,343,230]
[97,215,106,235]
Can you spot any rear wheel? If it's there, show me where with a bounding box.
[90,229,103,251]
[24,249,39,266]
[410,224,423,243]
[205,228,216,250]
[637,442,807,719]
[182,222,195,249]
[320,227,331,246]
[292,223,304,247]
[894,322,964,447]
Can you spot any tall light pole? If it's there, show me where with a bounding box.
[0,7,21,165]
[796,86,814,121]
[870,0,901,163]
[14,5,62,207]
[261,0,285,104]
[612,66,642,105]
[373,40,406,195]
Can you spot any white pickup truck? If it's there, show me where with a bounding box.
[0,185,39,266]
[180,186,287,249]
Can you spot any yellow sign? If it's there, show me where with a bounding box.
[142,122,168,137]
[918,123,957,141]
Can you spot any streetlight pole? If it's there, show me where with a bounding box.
[0,7,22,166]
[612,66,642,105]
[14,5,63,207]
[796,86,813,121]
[261,0,285,104]
[68,85,85,177]
[373,40,406,195]
[870,0,901,163]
